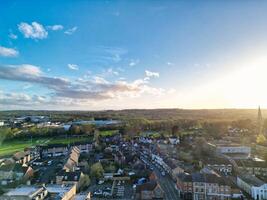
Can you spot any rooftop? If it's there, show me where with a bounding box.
[238,174,265,187]
[4,186,45,196]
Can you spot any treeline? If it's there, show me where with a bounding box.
[0,108,262,122]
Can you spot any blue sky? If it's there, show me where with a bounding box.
[1,0,267,110]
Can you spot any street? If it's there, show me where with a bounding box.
[140,153,180,200]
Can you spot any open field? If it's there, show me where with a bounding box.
[0,136,92,158]
[99,130,118,137]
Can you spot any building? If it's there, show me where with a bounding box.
[236,160,267,177]
[135,180,165,200]
[41,144,69,157]
[216,145,251,155]
[56,171,85,191]
[0,186,48,200]
[237,174,267,200]
[75,143,93,153]
[63,146,80,172]
[13,151,31,165]
[46,184,76,200]
[176,173,231,200]
[205,158,233,175]
[176,173,193,200]
[0,163,34,185]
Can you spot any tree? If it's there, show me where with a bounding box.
[256,134,267,145]
[171,125,179,136]
[69,125,81,135]
[90,162,104,179]
[81,124,95,135]
[80,174,91,190]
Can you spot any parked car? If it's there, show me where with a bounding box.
[93,190,103,196]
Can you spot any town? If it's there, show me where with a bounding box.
[1,108,267,200]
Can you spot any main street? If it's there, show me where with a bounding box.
[139,152,180,200]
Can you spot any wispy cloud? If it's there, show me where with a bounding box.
[8,32,18,40]
[129,59,139,67]
[68,64,79,70]
[167,62,174,66]
[64,26,77,35]
[18,22,48,40]
[0,46,19,57]
[47,24,64,31]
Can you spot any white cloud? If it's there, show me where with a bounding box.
[16,64,42,76]
[145,70,159,78]
[0,46,19,57]
[129,59,139,67]
[64,26,77,35]
[93,76,110,84]
[18,22,48,39]
[68,64,79,70]
[0,64,170,109]
[167,62,174,66]
[47,24,64,31]
[9,33,18,40]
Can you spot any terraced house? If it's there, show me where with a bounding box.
[176,173,231,200]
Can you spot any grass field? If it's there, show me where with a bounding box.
[99,130,119,137]
[0,136,92,158]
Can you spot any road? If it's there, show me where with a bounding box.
[154,167,180,200]
[140,153,180,200]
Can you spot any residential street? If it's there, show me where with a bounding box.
[140,153,180,200]
[153,165,180,200]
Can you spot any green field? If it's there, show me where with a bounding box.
[0,136,92,158]
[99,130,119,137]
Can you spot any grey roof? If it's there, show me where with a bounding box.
[238,174,265,187]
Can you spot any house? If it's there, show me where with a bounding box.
[0,186,48,200]
[237,174,267,200]
[176,172,231,200]
[176,173,193,200]
[169,137,180,145]
[75,142,93,153]
[135,180,165,200]
[41,144,69,157]
[236,160,267,177]
[13,151,31,165]
[56,171,85,191]
[164,158,185,180]
[63,146,80,172]
[0,163,34,185]
[46,184,77,200]
[203,158,233,175]
[24,146,40,161]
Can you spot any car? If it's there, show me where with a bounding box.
[161,171,166,176]
[98,180,105,184]
[93,190,103,196]
[103,191,112,197]
[104,187,112,191]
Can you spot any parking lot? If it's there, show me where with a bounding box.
[87,180,134,200]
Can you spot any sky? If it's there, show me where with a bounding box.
[1,0,267,110]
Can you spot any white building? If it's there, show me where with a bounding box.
[217,145,251,154]
[0,186,48,200]
[237,174,267,200]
